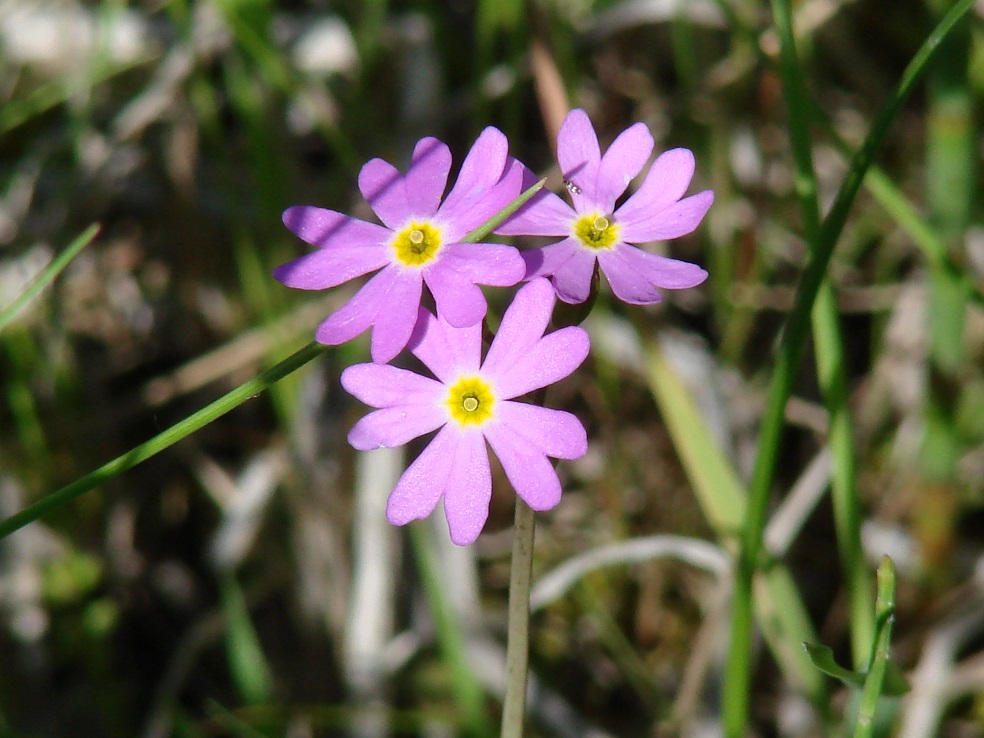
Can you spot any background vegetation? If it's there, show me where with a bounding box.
[1,0,983,736]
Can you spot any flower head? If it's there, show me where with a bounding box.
[275,128,526,363]
[340,278,589,545]
[497,109,712,305]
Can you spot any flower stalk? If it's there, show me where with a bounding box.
[500,497,536,738]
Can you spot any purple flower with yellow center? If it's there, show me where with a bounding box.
[340,278,589,546]
[275,128,526,363]
[497,108,713,305]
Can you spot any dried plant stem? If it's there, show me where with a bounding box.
[500,498,536,738]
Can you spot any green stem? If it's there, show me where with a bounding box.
[721,1,976,735]
[0,341,327,540]
[853,557,897,738]
[500,498,536,738]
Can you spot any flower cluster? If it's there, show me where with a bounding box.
[275,109,713,544]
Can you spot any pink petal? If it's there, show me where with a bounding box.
[440,158,524,239]
[495,187,575,237]
[490,326,589,399]
[439,127,509,228]
[347,405,448,450]
[521,240,582,281]
[495,402,588,460]
[597,245,707,305]
[441,431,493,545]
[315,267,397,347]
[482,278,554,377]
[360,158,411,229]
[340,363,444,408]
[620,190,714,243]
[386,426,458,526]
[368,272,424,363]
[557,109,601,212]
[282,207,392,248]
[549,247,598,304]
[614,148,696,226]
[425,274,487,328]
[405,137,452,218]
[438,243,525,287]
[273,241,390,290]
[408,308,481,382]
[484,413,569,511]
[595,121,654,212]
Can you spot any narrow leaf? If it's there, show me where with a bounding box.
[0,224,100,333]
[804,642,866,687]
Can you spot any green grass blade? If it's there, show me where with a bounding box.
[708,0,984,310]
[0,341,327,541]
[722,1,977,735]
[804,643,866,687]
[0,224,100,333]
[219,573,273,706]
[641,339,745,534]
[641,337,824,699]
[853,557,898,738]
[463,178,546,244]
[765,0,874,671]
[917,10,973,502]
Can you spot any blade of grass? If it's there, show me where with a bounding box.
[722,2,977,735]
[219,572,273,706]
[707,0,984,311]
[853,557,898,738]
[0,341,327,541]
[915,8,973,571]
[0,58,149,136]
[0,224,100,333]
[766,0,874,671]
[641,339,745,535]
[641,336,825,700]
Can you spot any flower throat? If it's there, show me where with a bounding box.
[394,222,443,266]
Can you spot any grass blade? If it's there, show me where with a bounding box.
[0,341,327,540]
[0,224,100,333]
[723,1,978,734]
[853,557,898,738]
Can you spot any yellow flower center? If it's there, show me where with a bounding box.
[573,212,619,251]
[446,376,495,426]
[392,221,443,266]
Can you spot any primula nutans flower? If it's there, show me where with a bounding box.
[497,108,713,305]
[340,278,589,546]
[275,128,526,363]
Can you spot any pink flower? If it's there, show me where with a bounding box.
[498,109,712,305]
[340,278,589,545]
[275,128,526,363]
